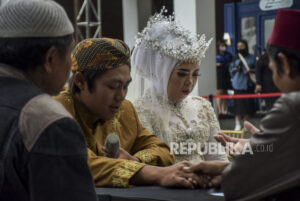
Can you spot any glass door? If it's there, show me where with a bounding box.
[260,16,276,50]
[224,0,300,56]
[241,16,257,55]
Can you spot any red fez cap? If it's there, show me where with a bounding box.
[268,9,300,50]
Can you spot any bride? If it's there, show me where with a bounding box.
[132,9,228,163]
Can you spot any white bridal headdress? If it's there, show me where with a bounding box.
[131,7,212,97]
[134,7,212,63]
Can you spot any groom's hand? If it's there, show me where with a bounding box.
[183,161,230,188]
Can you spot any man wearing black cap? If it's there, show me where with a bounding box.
[0,0,97,200]
[184,9,300,200]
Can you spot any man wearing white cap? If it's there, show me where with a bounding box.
[0,0,97,200]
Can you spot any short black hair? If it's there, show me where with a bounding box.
[238,40,249,51]
[71,69,108,94]
[267,45,300,76]
[216,40,226,53]
[0,34,73,71]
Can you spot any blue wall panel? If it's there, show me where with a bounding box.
[224,0,300,56]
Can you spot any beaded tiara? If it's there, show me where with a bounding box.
[135,7,212,63]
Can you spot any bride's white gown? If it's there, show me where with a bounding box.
[134,89,228,164]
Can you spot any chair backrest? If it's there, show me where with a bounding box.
[220,129,245,138]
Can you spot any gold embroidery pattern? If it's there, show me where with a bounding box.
[112,161,144,187]
[112,178,127,187]
[112,110,123,134]
[64,94,73,104]
[134,151,157,165]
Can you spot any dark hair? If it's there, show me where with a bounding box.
[216,40,226,53]
[267,45,300,76]
[237,40,249,52]
[0,34,73,71]
[71,69,108,94]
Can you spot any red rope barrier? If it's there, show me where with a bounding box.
[202,92,282,99]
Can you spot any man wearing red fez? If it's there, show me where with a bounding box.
[183,9,300,200]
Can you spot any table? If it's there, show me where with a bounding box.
[96,186,225,201]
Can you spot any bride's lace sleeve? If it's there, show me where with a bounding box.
[204,128,229,162]
[204,103,228,161]
[199,99,228,162]
[204,100,221,131]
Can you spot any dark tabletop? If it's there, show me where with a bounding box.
[96,186,225,201]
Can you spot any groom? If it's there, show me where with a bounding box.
[55,37,204,188]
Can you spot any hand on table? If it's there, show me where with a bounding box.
[183,161,230,188]
[130,160,206,189]
[158,161,206,189]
